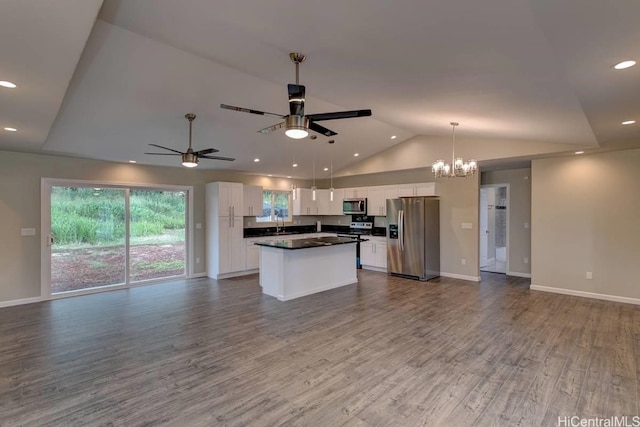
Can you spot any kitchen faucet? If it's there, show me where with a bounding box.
[276,214,285,234]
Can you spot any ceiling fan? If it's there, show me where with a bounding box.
[145,113,235,168]
[220,52,372,139]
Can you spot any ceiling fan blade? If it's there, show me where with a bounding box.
[220,104,286,119]
[288,84,305,117]
[308,121,338,137]
[148,143,184,154]
[199,154,235,161]
[306,109,372,122]
[144,152,181,156]
[257,121,285,134]
[193,148,219,156]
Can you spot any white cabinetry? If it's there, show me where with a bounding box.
[243,185,263,217]
[367,186,398,216]
[398,182,436,197]
[206,182,246,279]
[360,236,387,271]
[293,188,317,215]
[315,189,331,215]
[344,187,368,198]
[329,188,345,216]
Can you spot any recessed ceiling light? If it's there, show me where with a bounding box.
[4,127,17,132]
[354,153,359,157]
[253,158,260,162]
[0,81,17,89]
[575,151,584,155]
[613,60,636,70]
[622,120,636,125]
[390,135,397,140]
[268,174,273,177]
[287,176,292,179]
[323,167,329,171]
[292,163,298,167]
[128,160,137,163]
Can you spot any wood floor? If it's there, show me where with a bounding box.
[1,271,638,426]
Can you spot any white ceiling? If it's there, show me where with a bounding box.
[1,0,639,178]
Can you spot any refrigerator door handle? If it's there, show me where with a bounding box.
[399,209,404,251]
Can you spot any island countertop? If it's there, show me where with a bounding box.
[255,236,357,250]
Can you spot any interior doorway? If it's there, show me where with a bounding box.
[480,184,509,274]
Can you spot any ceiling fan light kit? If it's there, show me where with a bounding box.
[284,115,309,139]
[432,122,477,178]
[220,52,371,139]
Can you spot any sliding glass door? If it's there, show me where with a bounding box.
[45,182,188,296]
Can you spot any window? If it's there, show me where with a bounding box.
[256,190,292,222]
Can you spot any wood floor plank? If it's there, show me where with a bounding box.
[1,271,638,426]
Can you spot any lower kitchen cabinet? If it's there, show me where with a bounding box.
[360,236,387,270]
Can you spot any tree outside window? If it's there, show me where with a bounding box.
[256,190,292,222]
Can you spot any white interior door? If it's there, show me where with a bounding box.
[479,188,488,268]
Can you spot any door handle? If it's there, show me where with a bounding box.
[47,235,55,246]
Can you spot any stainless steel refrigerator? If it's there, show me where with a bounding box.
[387,197,440,280]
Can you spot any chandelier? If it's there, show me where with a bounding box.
[432,122,477,178]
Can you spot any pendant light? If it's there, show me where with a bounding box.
[311,143,317,201]
[291,156,297,200]
[328,139,335,201]
[432,122,477,178]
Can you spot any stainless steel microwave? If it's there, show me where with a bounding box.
[343,198,367,215]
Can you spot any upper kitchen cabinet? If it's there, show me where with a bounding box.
[343,187,368,198]
[397,182,436,197]
[243,185,263,217]
[329,188,345,216]
[209,182,243,217]
[315,189,331,216]
[367,186,398,216]
[293,188,317,215]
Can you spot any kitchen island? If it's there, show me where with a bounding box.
[255,236,358,301]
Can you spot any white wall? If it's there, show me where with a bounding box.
[0,150,309,304]
[531,150,640,302]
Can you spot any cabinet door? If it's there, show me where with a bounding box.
[229,217,246,272]
[376,242,387,269]
[218,216,232,273]
[329,188,344,215]
[316,189,330,215]
[367,187,384,216]
[230,183,244,217]
[243,185,263,216]
[360,241,375,266]
[397,184,415,197]
[415,182,436,196]
[246,240,260,270]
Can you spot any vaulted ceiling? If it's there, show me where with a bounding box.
[1,0,639,178]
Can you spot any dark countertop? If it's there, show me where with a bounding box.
[244,225,386,238]
[254,236,358,250]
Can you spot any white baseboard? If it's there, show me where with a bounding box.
[507,271,531,278]
[190,272,208,278]
[362,266,387,273]
[211,270,259,280]
[530,285,640,306]
[0,296,44,308]
[277,278,358,301]
[440,272,482,282]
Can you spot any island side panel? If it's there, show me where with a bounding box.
[281,244,357,301]
[259,246,285,299]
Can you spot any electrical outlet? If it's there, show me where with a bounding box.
[524,257,529,264]
[338,220,342,224]
[195,223,202,229]
[461,258,466,265]
[586,272,592,279]
[524,222,529,229]
[196,258,200,264]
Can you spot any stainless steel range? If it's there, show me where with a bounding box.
[337,219,373,269]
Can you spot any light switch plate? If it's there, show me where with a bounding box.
[21,228,36,236]
[461,222,473,229]
[195,223,202,229]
